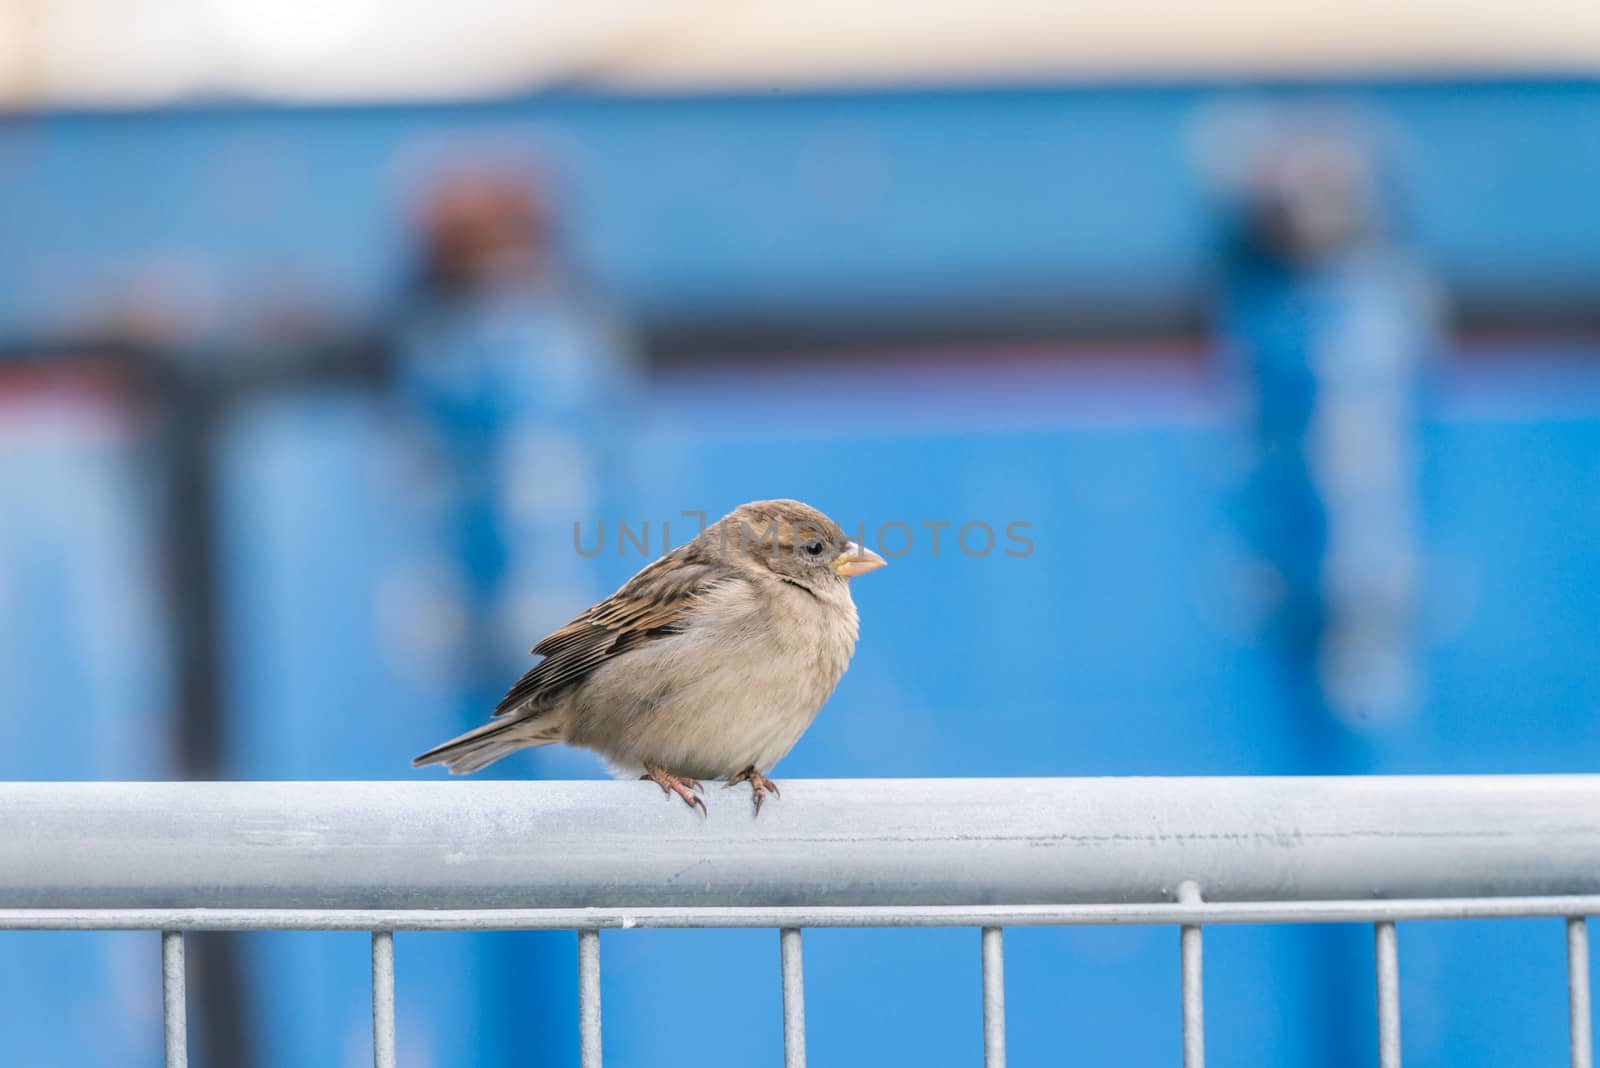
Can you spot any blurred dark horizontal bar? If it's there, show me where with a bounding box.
[643,298,1600,364]
[642,297,1211,363]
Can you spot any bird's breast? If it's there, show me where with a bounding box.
[574,579,859,779]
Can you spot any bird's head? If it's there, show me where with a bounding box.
[706,499,886,593]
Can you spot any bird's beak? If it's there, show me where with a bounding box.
[831,542,887,578]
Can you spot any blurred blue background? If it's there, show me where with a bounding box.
[1,8,1599,1065]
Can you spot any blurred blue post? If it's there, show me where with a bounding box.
[1210,110,1436,1068]
[1214,111,1435,746]
[392,168,639,1066]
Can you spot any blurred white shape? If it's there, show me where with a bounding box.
[1320,620,1418,726]
[1,0,1598,105]
[208,0,380,71]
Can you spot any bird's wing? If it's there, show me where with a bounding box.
[493,547,734,717]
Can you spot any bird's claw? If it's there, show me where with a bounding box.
[725,767,780,816]
[642,765,707,816]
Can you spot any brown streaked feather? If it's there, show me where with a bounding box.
[493,541,737,718]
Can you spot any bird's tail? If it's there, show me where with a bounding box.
[411,717,555,774]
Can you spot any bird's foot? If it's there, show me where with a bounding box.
[642,764,706,816]
[725,766,780,815]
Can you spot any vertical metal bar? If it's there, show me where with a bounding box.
[780,927,807,1068]
[1178,880,1205,1068]
[579,929,602,1068]
[161,931,188,1068]
[371,931,396,1068]
[1376,921,1401,1068]
[982,926,1006,1068]
[1570,917,1593,1068]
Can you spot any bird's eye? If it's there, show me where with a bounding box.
[803,539,825,556]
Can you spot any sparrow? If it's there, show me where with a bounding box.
[413,499,886,814]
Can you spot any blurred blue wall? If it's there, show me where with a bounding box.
[2,81,1599,332]
[0,82,1597,1067]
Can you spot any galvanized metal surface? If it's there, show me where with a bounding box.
[0,778,1593,1068]
[1,778,1598,909]
[161,931,187,1068]
[981,926,1006,1068]
[578,929,602,1068]
[371,932,395,1068]
[1376,921,1402,1068]
[1572,918,1593,1068]
[1,897,1598,931]
[780,927,806,1068]
[1178,881,1204,1068]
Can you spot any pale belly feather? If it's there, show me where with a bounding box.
[569,580,859,780]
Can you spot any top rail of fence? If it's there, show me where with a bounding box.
[0,776,1596,912]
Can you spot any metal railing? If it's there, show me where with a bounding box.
[2,776,1598,1067]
